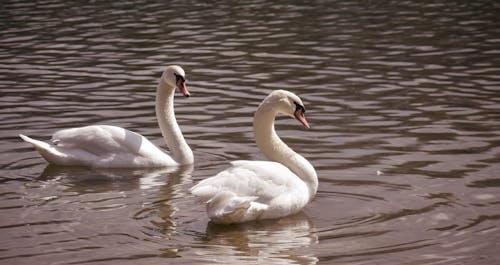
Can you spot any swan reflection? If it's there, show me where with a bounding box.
[39,164,193,237]
[131,164,194,237]
[197,212,318,265]
[38,164,193,193]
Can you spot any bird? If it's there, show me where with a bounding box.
[190,89,317,224]
[19,65,193,168]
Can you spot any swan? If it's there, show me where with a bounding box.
[190,90,318,224]
[19,65,194,168]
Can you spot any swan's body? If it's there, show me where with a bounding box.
[191,90,317,224]
[20,65,193,168]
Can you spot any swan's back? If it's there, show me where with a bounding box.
[22,125,176,168]
[54,125,165,156]
[53,125,135,153]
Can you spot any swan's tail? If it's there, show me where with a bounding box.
[19,134,66,165]
[205,191,267,224]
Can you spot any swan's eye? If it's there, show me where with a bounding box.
[174,73,185,82]
[294,101,306,113]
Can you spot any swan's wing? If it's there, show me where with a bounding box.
[204,190,267,224]
[22,125,175,167]
[52,125,160,156]
[191,160,298,202]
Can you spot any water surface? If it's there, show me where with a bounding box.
[1,1,500,264]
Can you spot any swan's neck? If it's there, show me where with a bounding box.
[155,82,193,164]
[253,106,318,200]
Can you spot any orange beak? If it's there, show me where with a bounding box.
[177,79,190,97]
[294,108,310,128]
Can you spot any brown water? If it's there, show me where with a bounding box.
[1,1,500,264]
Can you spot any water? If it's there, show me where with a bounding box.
[1,0,500,264]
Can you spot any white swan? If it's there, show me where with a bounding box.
[190,90,318,224]
[19,65,194,168]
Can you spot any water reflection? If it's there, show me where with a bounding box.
[0,165,194,264]
[38,164,192,192]
[196,213,318,265]
[134,165,194,237]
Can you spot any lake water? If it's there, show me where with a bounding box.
[1,1,500,264]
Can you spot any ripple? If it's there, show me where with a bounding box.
[2,0,500,264]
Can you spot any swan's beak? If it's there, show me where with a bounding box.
[294,107,310,128]
[177,80,190,97]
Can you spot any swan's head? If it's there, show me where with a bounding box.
[161,65,190,97]
[262,89,310,128]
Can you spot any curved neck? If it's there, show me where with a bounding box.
[155,81,193,164]
[253,105,318,200]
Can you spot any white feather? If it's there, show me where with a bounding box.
[191,90,318,224]
[20,65,193,168]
